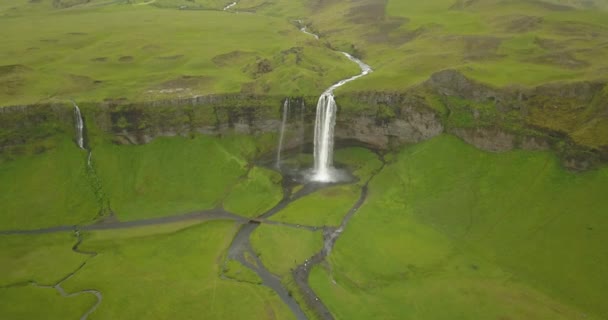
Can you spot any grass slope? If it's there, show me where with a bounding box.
[0,136,99,229]
[311,135,608,319]
[93,135,251,220]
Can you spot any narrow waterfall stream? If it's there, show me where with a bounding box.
[72,101,85,150]
[223,1,237,10]
[298,22,319,40]
[276,98,290,167]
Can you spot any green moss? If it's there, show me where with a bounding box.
[0,232,87,286]
[0,136,99,229]
[0,285,97,319]
[92,135,259,221]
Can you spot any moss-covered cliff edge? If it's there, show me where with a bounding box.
[1,70,606,170]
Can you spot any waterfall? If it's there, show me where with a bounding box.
[72,101,85,150]
[276,98,290,167]
[312,93,337,182]
[310,52,373,182]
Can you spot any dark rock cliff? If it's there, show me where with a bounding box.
[1,70,606,170]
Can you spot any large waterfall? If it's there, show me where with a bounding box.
[276,98,290,167]
[72,101,85,150]
[311,52,372,182]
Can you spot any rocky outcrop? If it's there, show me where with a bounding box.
[425,69,607,169]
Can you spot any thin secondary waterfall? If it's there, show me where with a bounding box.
[72,101,85,150]
[223,1,236,10]
[276,98,290,167]
[311,52,373,182]
[299,100,306,153]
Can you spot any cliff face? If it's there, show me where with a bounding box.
[1,70,606,170]
[425,69,608,169]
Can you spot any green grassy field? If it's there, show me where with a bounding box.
[1,133,607,319]
[223,166,284,217]
[92,135,251,220]
[250,224,323,277]
[307,135,608,319]
[61,220,295,319]
[0,136,99,229]
[0,286,97,320]
[0,232,88,286]
[0,0,358,106]
[270,184,361,227]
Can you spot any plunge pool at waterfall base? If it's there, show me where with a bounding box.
[263,147,357,185]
